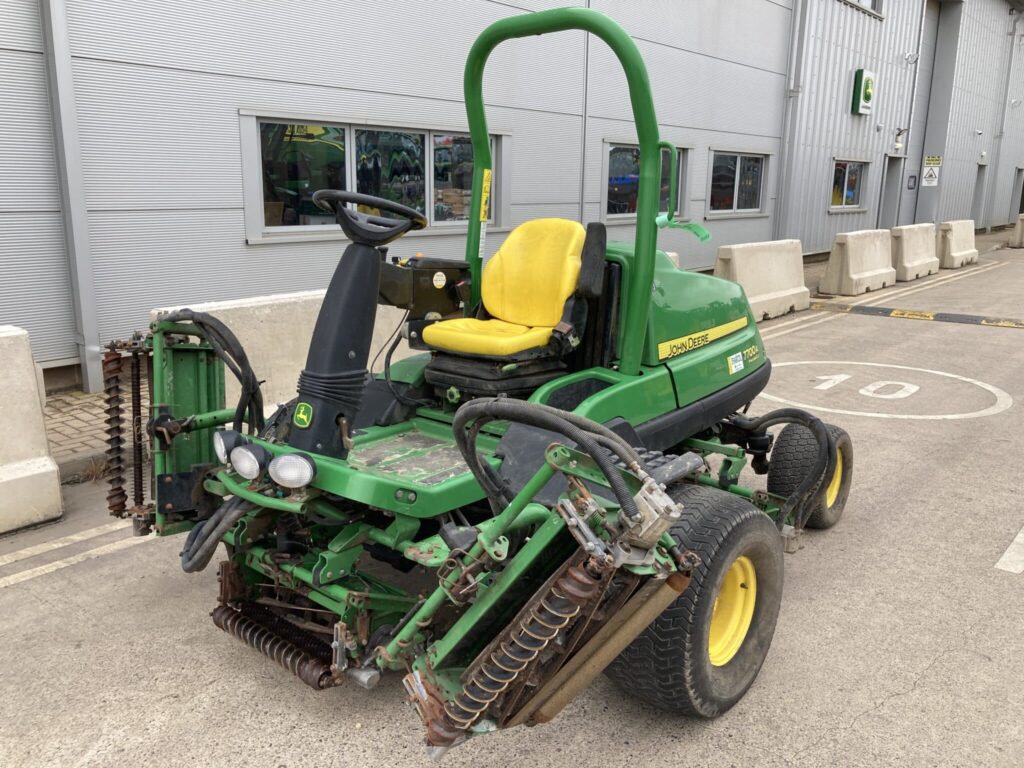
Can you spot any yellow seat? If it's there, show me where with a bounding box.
[423,218,586,357]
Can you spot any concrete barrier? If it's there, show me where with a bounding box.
[938,220,979,268]
[818,229,895,296]
[890,224,939,281]
[713,239,810,321]
[1010,214,1024,249]
[152,292,411,410]
[0,326,63,534]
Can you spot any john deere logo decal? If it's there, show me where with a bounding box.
[293,402,313,429]
[852,69,875,115]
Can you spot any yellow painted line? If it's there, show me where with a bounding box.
[658,316,748,360]
[890,309,935,320]
[981,318,1024,330]
[0,535,152,589]
[0,520,131,568]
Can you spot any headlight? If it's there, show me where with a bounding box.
[213,430,248,464]
[230,444,270,480]
[268,453,317,489]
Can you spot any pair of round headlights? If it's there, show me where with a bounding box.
[212,430,316,489]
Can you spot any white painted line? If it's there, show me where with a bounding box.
[855,262,1007,307]
[995,527,1024,574]
[761,361,1013,420]
[0,520,131,568]
[0,535,152,589]
[762,312,842,340]
[762,262,1008,341]
[760,312,826,332]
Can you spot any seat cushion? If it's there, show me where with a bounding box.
[422,317,554,357]
[482,218,585,327]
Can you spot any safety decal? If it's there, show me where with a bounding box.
[727,352,744,375]
[480,168,492,222]
[432,271,447,289]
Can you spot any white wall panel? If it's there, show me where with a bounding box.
[0,6,76,361]
[65,0,586,117]
[939,1,1014,225]
[781,0,923,252]
[592,0,792,75]
[0,0,43,52]
[0,213,77,360]
[0,50,60,211]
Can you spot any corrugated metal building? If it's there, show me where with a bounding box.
[2,0,1023,391]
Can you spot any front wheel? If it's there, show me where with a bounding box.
[605,484,784,717]
[768,423,853,530]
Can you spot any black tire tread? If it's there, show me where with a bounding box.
[767,423,850,529]
[605,484,779,716]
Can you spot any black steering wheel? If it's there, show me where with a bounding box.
[312,189,427,246]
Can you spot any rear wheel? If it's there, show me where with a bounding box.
[767,423,853,530]
[605,484,783,716]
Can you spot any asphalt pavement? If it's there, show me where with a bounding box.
[2,247,1023,767]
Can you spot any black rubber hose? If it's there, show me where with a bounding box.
[453,398,642,522]
[508,401,645,468]
[384,332,432,408]
[180,497,252,573]
[728,408,833,529]
[161,309,265,434]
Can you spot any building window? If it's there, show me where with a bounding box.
[831,161,865,208]
[709,152,766,213]
[433,133,485,222]
[605,143,687,218]
[253,117,499,236]
[839,0,883,15]
[355,129,426,215]
[260,123,347,227]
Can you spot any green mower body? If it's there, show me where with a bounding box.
[105,7,851,756]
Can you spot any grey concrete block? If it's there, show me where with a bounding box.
[819,229,896,296]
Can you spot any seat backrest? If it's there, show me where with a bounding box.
[481,218,586,327]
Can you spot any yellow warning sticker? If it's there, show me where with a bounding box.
[657,317,749,361]
[480,168,492,222]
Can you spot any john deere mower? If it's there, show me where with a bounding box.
[102,8,852,757]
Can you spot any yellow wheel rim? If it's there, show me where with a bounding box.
[825,449,844,508]
[708,555,757,667]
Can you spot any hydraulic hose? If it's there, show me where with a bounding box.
[453,398,643,522]
[160,309,265,434]
[727,408,833,529]
[180,497,253,573]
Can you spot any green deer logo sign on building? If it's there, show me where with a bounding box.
[852,69,875,115]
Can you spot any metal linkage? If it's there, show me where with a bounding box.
[211,605,338,690]
[130,349,144,508]
[429,561,602,748]
[102,348,127,516]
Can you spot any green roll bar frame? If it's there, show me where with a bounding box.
[462,7,663,377]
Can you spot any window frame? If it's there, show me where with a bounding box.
[599,140,690,224]
[829,158,869,213]
[837,0,884,19]
[240,110,510,245]
[705,149,770,219]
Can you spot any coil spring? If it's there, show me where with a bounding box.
[102,349,127,516]
[441,563,600,733]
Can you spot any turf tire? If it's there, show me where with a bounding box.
[605,483,783,717]
[767,423,852,530]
